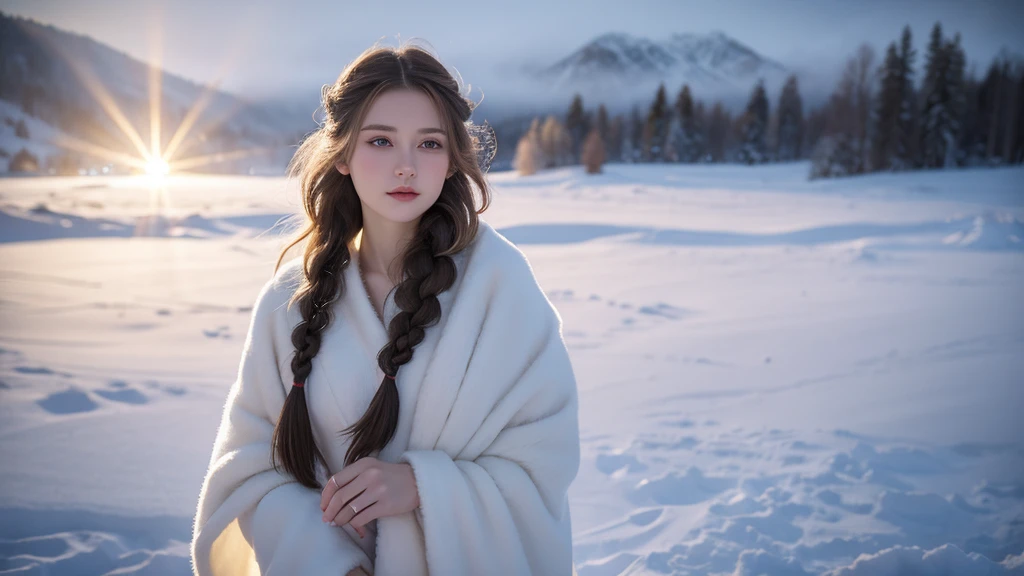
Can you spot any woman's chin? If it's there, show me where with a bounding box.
[360,197,435,226]
[378,209,427,225]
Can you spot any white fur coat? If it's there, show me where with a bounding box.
[190,220,580,575]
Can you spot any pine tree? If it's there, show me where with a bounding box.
[871,42,903,171]
[775,75,804,161]
[596,104,609,144]
[643,84,670,161]
[976,61,1004,162]
[803,105,827,160]
[672,84,704,162]
[627,106,644,163]
[1012,66,1024,163]
[810,134,857,179]
[663,116,680,163]
[919,22,953,168]
[14,118,29,139]
[960,67,983,163]
[944,32,968,167]
[977,59,1022,163]
[706,101,731,162]
[998,60,1024,164]
[693,101,709,162]
[894,25,918,169]
[607,115,624,162]
[10,148,40,173]
[565,94,589,160]
[737,80,770,164]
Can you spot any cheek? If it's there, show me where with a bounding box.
[350,148,390,177]
[422,154,450,179]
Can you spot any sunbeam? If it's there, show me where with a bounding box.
[21,12,273,180]
[148,19,163,164]
[169,147,273,173]
[50,133,150,172]
[161,34,260,163]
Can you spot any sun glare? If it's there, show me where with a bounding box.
[28,15,267,179]
[145,158,170,177]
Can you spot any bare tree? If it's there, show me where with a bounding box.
[851,44,876,171]
[514,118,543,175]
[540,116,560,168]
[811,44,876,177]
[513,136,539,175]
[827,44,876,173]
[581,128,606,174]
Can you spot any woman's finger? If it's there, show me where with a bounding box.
[320,474,341,511]
[328,485,379,527]
[321,458,375,511]
[323,476,367,523]
[346,499,382,535]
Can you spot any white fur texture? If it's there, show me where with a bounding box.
[190,220,581,575]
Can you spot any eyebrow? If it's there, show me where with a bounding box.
[360,124,447,136]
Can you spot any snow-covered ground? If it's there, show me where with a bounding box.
[1,161,1022,575]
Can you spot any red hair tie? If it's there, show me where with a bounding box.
[384,374,396,380]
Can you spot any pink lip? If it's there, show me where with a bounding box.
[387,188,419,202]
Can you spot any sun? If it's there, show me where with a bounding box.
[145,158,170,177]
[46,22,270,178]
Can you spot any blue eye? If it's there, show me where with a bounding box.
[368,137,443,149]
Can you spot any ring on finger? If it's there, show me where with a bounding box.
[345,494,377,524]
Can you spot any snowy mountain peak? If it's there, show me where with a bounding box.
[547,31,678,80]
[539,30,788,102]
[666,31,784,77]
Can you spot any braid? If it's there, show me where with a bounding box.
[271,45,493,488]
[342,207,457,466]
[271,241,351,489]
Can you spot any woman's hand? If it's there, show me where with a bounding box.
[321,456,420,538]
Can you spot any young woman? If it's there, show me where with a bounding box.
[190,43,581,575]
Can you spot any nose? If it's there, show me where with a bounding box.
[395,157,416,179]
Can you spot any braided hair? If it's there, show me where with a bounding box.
[269,42,495,489]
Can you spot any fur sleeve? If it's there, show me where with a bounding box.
[398,245,581,575]
[190,266,372,576]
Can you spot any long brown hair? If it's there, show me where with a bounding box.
[269,42,493,489]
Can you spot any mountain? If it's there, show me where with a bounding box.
[0,11,314,175]
[536,31,789,108]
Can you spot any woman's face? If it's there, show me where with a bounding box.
[335,88,451,226]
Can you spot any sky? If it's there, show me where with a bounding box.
[2,0,1023,104]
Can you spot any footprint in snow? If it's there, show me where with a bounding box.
[37,388,98,415]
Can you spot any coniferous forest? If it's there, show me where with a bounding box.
[508,23,1024,180]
